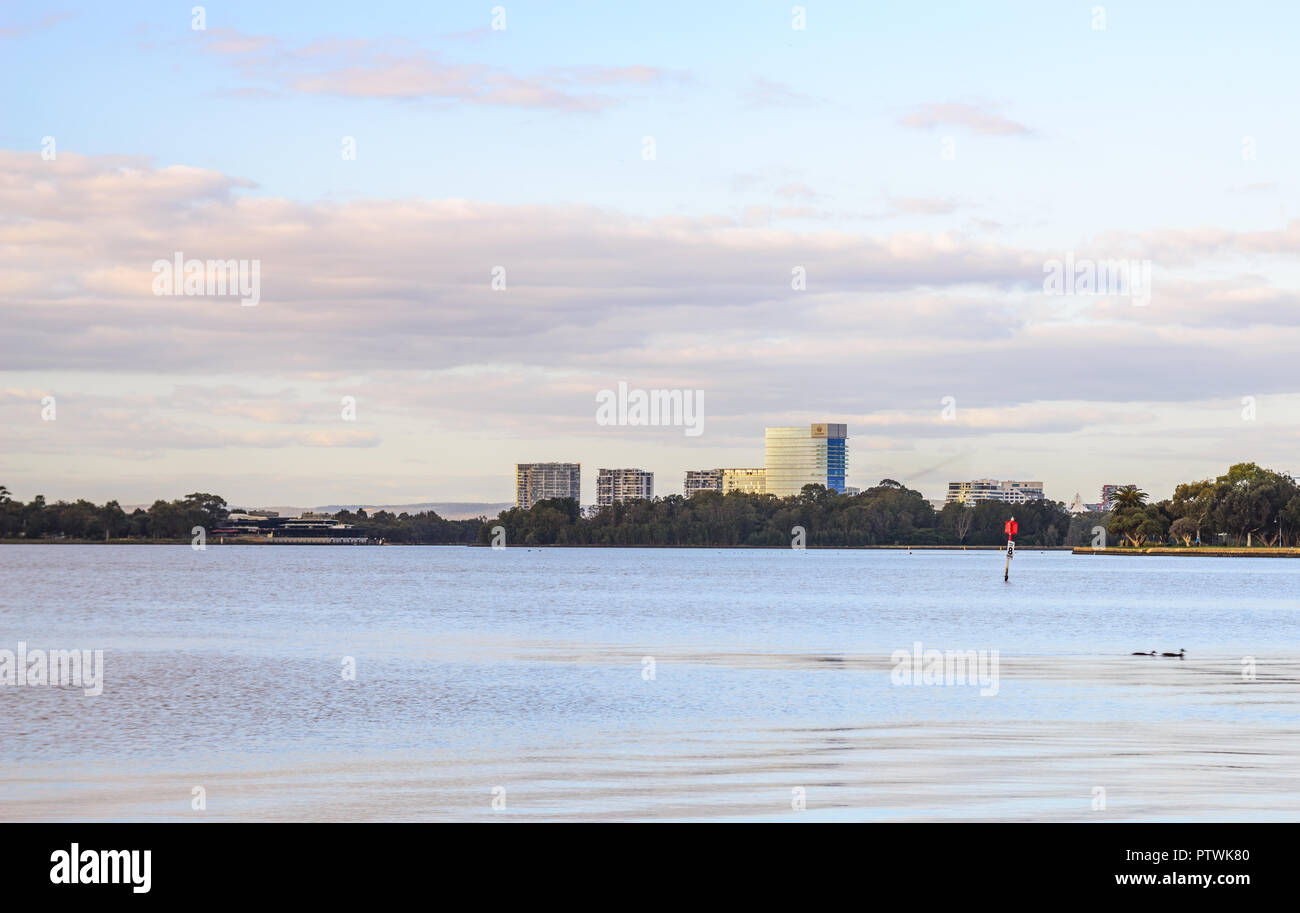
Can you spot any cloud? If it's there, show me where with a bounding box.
[1230,182,1280,194]
[899,102,1032,136]
[775,183,819,201]
[889,197,960,216]
[741,78,816,109]
[0,11,76,39]
[8,149,1300,499]
[1096,221,1300,262]
[855,404,1158,437]
[193,28,677,110]
[553,65,680,86]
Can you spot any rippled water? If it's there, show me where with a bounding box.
[2,545,1298,821]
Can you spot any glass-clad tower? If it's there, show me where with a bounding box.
[763,423,848,496]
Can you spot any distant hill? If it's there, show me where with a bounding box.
[310,502,511,521]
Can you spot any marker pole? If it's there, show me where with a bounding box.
[1003,516,1018,582]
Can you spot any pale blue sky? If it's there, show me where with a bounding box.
[8,1,1297,234]
[3,2,1300,506]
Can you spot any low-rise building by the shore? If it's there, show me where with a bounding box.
[946,479,1044,505]
[210,514,373,543]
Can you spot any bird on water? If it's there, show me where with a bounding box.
[1161,649,1186,658]
[1130,650,1156,656]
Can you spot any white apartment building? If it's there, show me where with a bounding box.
[516,462,581,509]
[684,469,724,496]
[596,468,654,507]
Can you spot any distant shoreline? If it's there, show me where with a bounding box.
[20,540,1298,556]
[463,544,1074,550]
[1075,546,1300,558]
[9,542,1295,556]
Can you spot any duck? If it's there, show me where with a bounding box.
[1160,649,1186,658]
[1130,650,1156,656]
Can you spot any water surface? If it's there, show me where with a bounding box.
[1,545,1297,821]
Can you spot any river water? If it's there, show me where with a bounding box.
[2,545,1297,821]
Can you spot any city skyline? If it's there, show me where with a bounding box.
[6,2,1300,509]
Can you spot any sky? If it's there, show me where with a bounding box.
[3,1,1300,508]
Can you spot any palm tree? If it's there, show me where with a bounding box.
[1109,485,1147,511]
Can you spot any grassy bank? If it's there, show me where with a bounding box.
[1074,546,1300,558]
[468,543,1072,550]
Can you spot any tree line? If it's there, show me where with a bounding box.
[1102,462,1300,547]
[6,462,1295,547]
[330,507,481,544]
[0,488,232,540]
[0,487,479,543]
[480,464,1300,549]
[482,480,1074,547]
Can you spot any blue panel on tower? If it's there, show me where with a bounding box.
[826,436,846,493]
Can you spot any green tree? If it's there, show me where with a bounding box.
[1168,479,1215,545]
[1169,517,1197,547]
